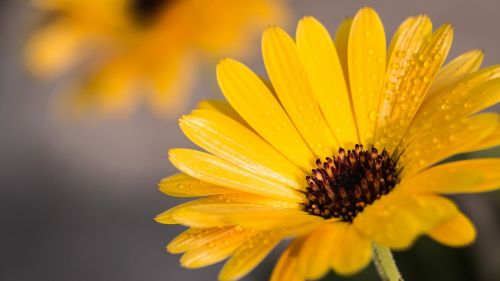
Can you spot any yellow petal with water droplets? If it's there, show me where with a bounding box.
[353,191,457,250]
[196,99,248,127]
[335,17,352,84]
[180,110,305,189]
[375,15,432,149]
[159,173,235,197]
[297,223,337,279]
[408,71,500,142]
[270,238,305,281]
[428,212,476,247]
[219,231,283,281]
[403,158,500,194]
[377,24,453,153]
[155,193,300,225]
[216,59,314,171]
[398,113,498,177]
[296,16,358,147]
[180,228,253,268]
[169,149,304,202]
[168,227,238,254]
[330,223,372,275]
[262,26,339,157]
[388,16,432,59]
[348,7,386,146]
[172,203,321,229]
[428,49,484,98]
[403,65,500,154]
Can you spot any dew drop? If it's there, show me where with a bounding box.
[390,62,400,70]
[368,110,377,122]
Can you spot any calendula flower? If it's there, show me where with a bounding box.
[25,0,286,116]
[156,7,500,281]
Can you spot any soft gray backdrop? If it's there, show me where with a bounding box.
[1,1,500,281]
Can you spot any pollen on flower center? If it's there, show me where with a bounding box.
[304,144,399,223]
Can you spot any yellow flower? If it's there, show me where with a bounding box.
[25,0,286,116]
[156,7,500,281]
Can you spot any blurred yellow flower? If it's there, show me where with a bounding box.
[156,7,500,281]
[25,0,287,117]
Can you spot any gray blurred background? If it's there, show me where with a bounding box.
[1,0,500,280]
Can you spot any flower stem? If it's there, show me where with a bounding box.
[372,243,404,281]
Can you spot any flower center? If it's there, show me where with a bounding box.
[130,0,175,25]
[304,144,399,223]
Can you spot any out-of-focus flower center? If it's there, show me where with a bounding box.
[304,144,399,223]
[130,0,175,24]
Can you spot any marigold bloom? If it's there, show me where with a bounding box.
[156,7,500,281]
[25,0,286,116]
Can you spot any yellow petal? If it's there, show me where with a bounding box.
[335,17,352,84]
[219,231,283,281]
[406,65,500,142]
[387,16,432,60]
[270,239,305,281]
[297,223,337,279]
[216,59,314,171]
[180,109,305,189]
[398,113,498,177]
[471,126,500,151]
[375,15,432,149]
[167,227,237,254]
[428,49,484,98]
[159,173,234,197]
[377,23,453,153]
[155,196,223,225]
[155,193,299,225]
[427,212,476,247]
[196,99,248,127]
[180,228,252,268]
[402,158,500,194]
[348,7,386,145]
[172,203,321,230]
[330,223,372,275]
[296,16,358,146]
[147,55,195,116]
[353,192,457,249]
[262,26,339,157]
[169,149,304,202]
[25,21,86,77]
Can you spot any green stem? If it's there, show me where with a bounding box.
[372,243,404,281]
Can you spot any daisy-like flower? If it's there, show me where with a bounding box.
[25,0,286,116]
[156,7,500,281]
